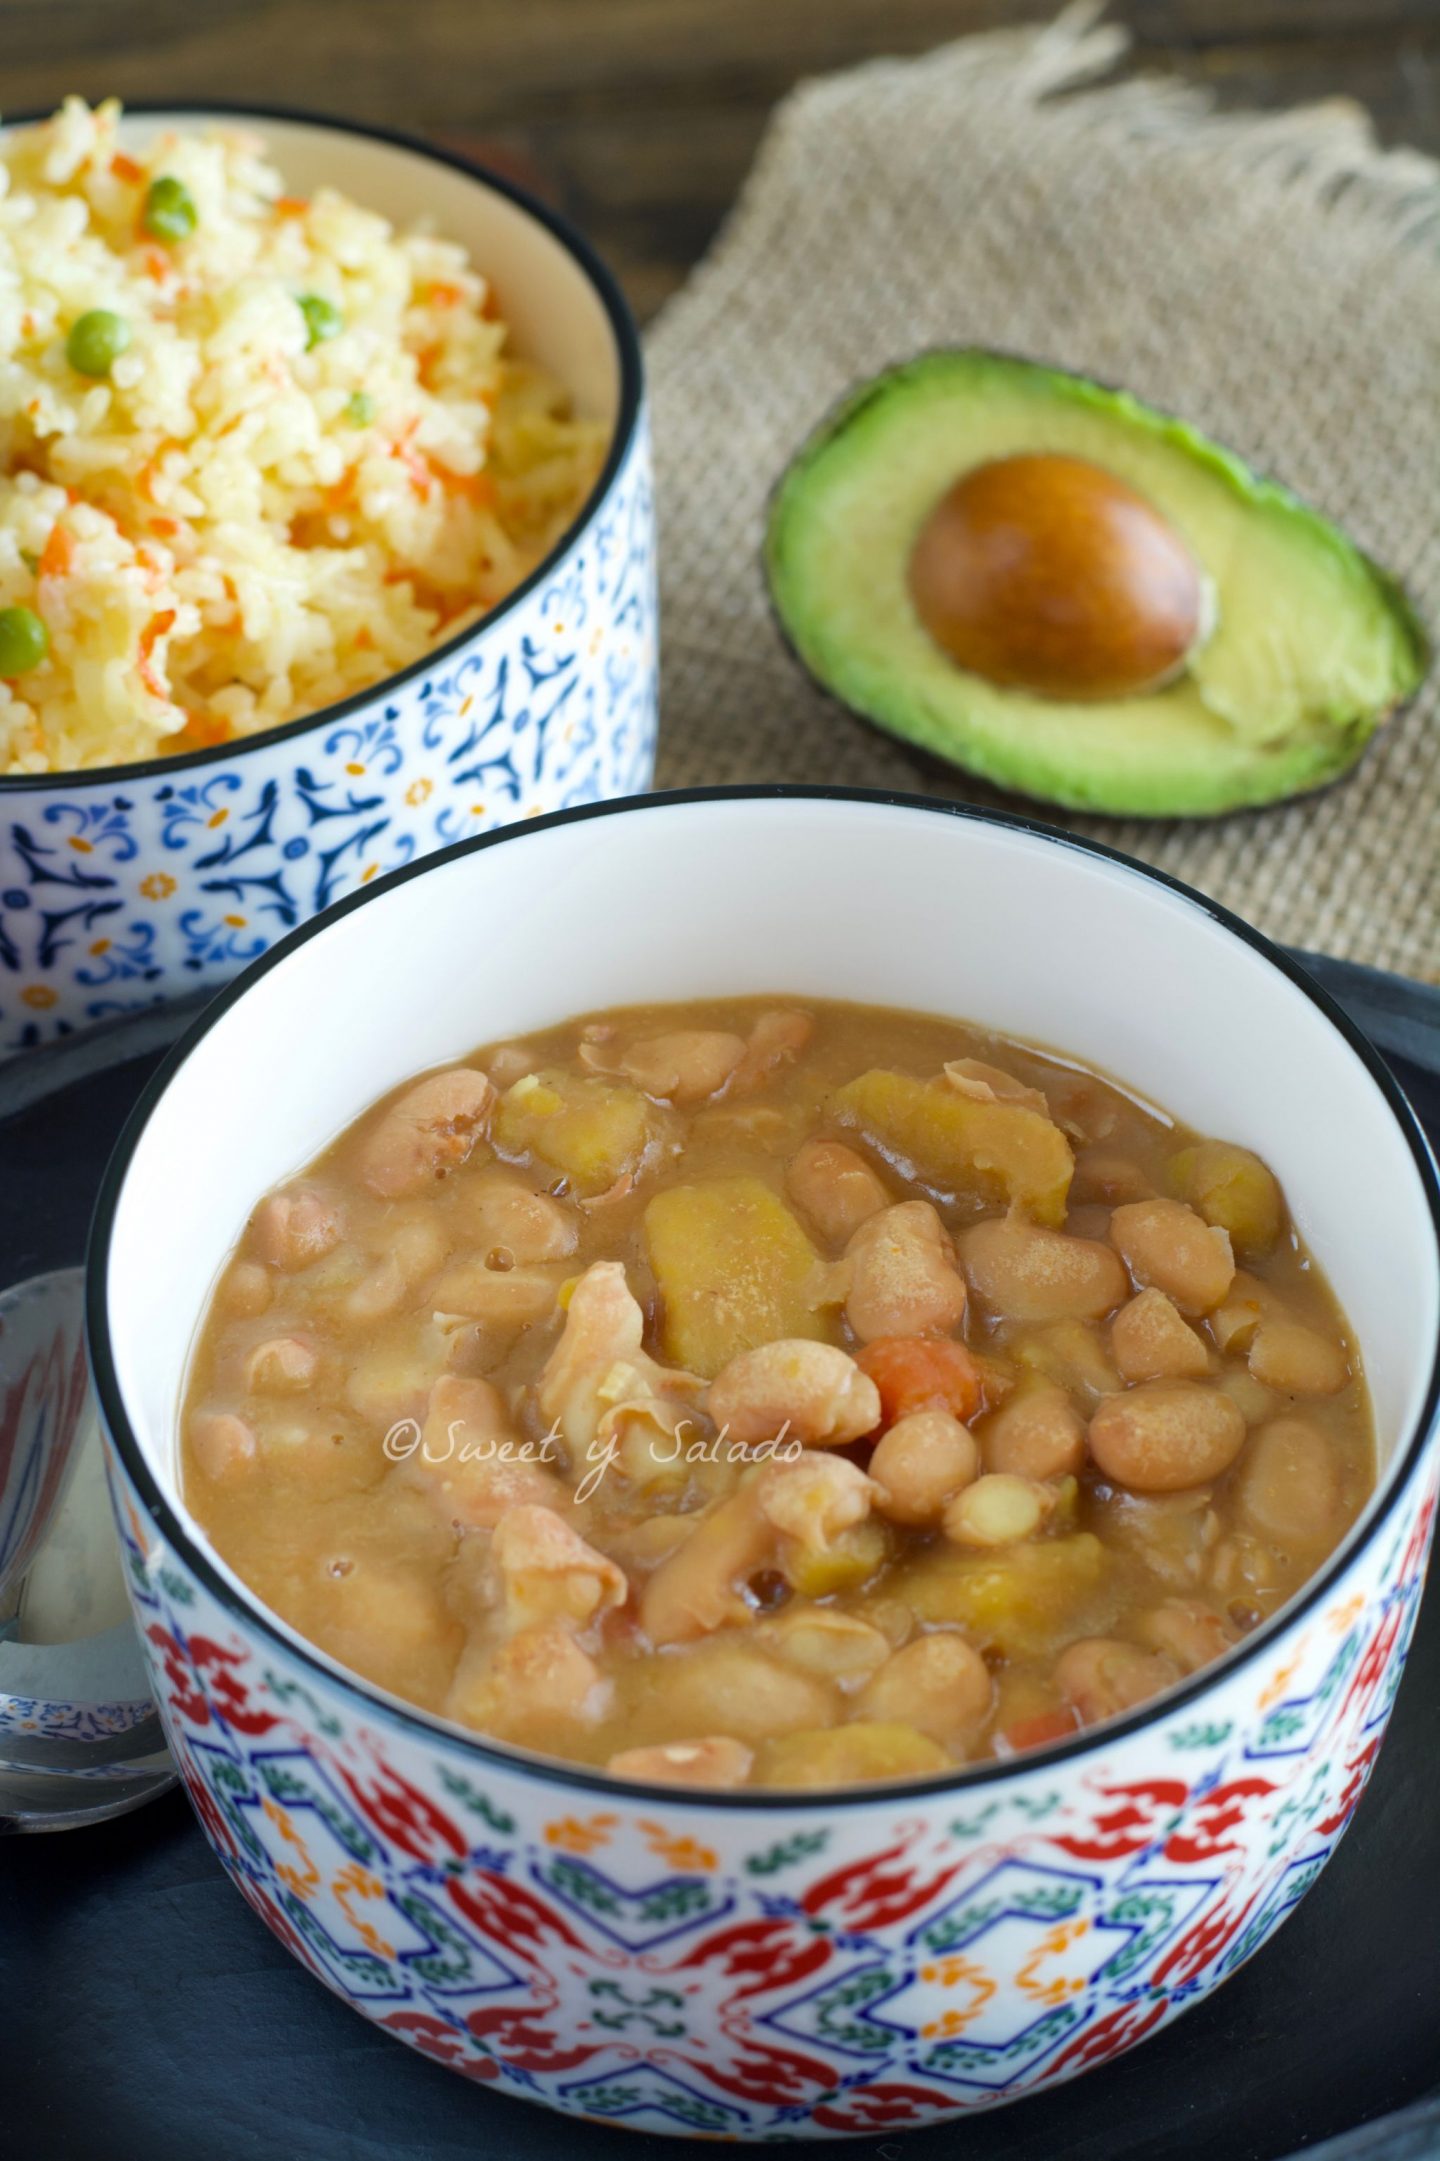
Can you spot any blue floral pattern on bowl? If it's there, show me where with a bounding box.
[0,426,657,1058]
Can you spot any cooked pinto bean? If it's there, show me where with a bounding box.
[245,1336,318,1394]
[222,1261,273,1316]
[1248,1320,1350,1396]
[1110,1288,1211,1382]
[961,1213,1128,1323]
[708,1339,880,1447]
[854,1633,992,1749]
[605,1737,755,1787]
[1055,1637,1179,1725]
[249,1187,341,1272]
[1135,1598,1236,1673]
[1109,1199,1235,1315]
[980,1380,1085,1480]
[643,1643,836,1743]
[343,1329,444,1425]
[484,1042,540,1088]
[612,1029,747,1104]
[431,1260,562,1327]
[345,1208,452,1324]
[727,1009,814,1094]
[190,1410,257,1481]
[1234,1418,1343,1546]
[1088,1381,1246,1492]
[840,1200,967,1341]
[763,1605,892,1683]
[870,1409,979,1526]
[453,1169,578,1263]
[343,1257,409,1326]
[359,1068,496,1198]
[786,1137,889,1244]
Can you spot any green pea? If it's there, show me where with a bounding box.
[297,294,343,350]
[19,549,38,575]
[343,390,376,426]
[0,605,49,675]
[143,175,198,243]
[66,309,131,378]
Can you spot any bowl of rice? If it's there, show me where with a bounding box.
[0,98,654,1055]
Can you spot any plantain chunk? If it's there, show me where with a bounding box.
[758,1722,950,1788]
[1167,1141,1284,1256]
[832,1068,1072,1224]
[644,1174,832,1378]
[904,1533,1117,1659]
[494,1069,654,1196]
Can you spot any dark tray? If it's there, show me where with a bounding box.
[3,955,1438,2161]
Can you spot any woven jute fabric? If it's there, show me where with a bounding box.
[645,9,1440,980]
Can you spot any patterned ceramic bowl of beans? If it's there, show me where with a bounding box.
[88,791,1440,2137]
[0,109,655,1059]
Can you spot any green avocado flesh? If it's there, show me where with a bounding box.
[765,351,1429,817]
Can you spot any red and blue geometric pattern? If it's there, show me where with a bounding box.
[108,1446,1437,2139]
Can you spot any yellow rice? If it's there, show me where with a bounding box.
[0,99,609,774]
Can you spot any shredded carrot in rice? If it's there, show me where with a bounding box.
[174,709,232,750]
[38,524,74,581]
[137,609,177,699]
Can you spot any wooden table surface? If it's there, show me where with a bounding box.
[5,0,1437,321]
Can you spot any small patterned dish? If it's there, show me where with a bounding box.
[0,108,655,1060]
[88,790,1440,2138]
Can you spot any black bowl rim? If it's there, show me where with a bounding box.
[0,98,645,795]
[85,784,1440,1811]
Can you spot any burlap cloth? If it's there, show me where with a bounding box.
[645,8,1440,981]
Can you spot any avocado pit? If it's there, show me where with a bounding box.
[908,452,1207,702]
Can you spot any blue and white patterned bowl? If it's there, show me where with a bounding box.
[0,109,656,1059]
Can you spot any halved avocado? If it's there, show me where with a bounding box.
[765,351,1429,817]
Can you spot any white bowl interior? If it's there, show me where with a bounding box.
[109,110,621,425]
[105,798,1438,1602]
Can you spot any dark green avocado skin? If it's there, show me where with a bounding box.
[763,350,1430,821]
